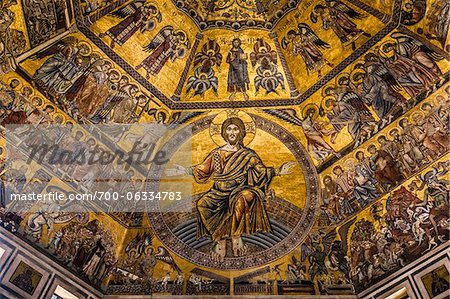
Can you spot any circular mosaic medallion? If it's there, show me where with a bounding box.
[147,113,320,270]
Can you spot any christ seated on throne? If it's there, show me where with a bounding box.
[166,117,295,262]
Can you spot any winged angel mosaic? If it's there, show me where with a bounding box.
[99,1,162,48]
[136,26,191,79]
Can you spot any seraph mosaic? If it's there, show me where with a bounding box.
[0,0,449,297]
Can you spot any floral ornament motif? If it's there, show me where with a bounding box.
[251,38,285,95]
[186,67,219,96]
[186,39,222,97]
[254,63,285,95]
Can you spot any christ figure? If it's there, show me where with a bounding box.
[167,117,295,262]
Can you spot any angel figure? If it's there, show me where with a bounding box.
[186,39,222,97]
[287,255,308,282]
[415,167,450,208]
[0,5,22,74]
[320,95,374,143]
[282,23,334,78]
[193,39,222,70]
[264,107,340,162]
[301,219,355,283]
[311,0,370,50]
[91,79,139,123]
[425,0,450,48]
[0,2,15,33]
[357,53,406,121]
[326,218,356,281]
[186,67,219,97]
[254,64,285,95]
[250,38,277,69]
[99,1,162,48]
[324,75,376,142]
[136,26,190,79]
[300,230,337,281]
[390,33,444,89]
[251,38,285,95]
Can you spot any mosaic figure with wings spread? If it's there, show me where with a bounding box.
[136,26,190,79]
[100,1,162,48]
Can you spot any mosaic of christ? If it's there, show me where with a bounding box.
[160,110,312,267]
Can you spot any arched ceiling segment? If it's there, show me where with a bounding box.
[72,0,402,109]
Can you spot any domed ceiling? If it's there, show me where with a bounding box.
[171,0,301,30]
[0,0,449,297]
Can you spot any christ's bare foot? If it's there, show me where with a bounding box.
[232,236,248,257]
[211,239,226,262]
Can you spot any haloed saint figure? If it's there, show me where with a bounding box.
[227,38,250,101]
[167,117,295,262]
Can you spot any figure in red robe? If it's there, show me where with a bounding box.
[99,2,161,48]
[136,26,190,79]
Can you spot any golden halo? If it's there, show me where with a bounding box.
[20,85,34,96]
[53,113,66,123]
[77,41,92,56]
[156,109,169,121]
[263,69,272,76]
[402,1,413,12]
[363,52,378,63]
[350,69,366,85]
[432,94,445,106]
[345,158,356,168]
[378,40,396,59]
[302,103,319,119]
[31,96,44,108]
[322,84,335,97]
[336,72,350,86]
[90,51,103,62]
[7,77,23,90]
[321,95,336,112]
[210,110,256,147]
[146,3,160,15]
[353,62,365,70]
[108,68,121,83]
[199,71,209,79]
[259,45,268,52]
[410,111,425,123]
[135,93,148,105]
